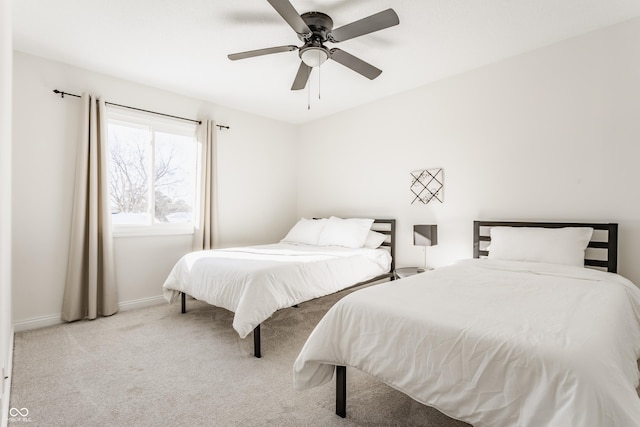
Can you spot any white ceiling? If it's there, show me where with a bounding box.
[12,0,640,124]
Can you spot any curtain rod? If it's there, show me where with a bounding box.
[53,89,231,130]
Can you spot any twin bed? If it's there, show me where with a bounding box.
[163,217,395,357]
[293,221,640,426]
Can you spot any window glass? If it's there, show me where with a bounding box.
[106,107,199,235]
[154,131,197,224]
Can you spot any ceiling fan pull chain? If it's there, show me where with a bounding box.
[318,54,321,100]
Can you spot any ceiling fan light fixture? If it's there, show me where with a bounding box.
[300,46,329,67]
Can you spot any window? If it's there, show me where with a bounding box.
[106,106,200,235]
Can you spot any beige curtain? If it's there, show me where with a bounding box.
[62,93,118,321]
[193,120,217,251]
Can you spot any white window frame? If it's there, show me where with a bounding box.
[106,106,201,237]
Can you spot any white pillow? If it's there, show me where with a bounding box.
[280,218,327,245]
[364,230,387,249]
[488,226,593,267]
[317,216,374,248]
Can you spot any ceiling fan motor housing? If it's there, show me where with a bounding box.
[298,12,334,42]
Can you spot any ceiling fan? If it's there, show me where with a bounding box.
[227,0,399,91]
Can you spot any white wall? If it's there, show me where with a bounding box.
[11,52,298,329]
[296,18,640,284]
[0,0,12,423]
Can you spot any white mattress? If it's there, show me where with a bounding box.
[293,259,640,427]
[162,243,391,338]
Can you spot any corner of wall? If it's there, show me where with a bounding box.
[0,0,10,423]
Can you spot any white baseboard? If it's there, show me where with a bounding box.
[13,295,166,333]
[1,325,14,427]
[13,314,61,333]
[117,295,166,312]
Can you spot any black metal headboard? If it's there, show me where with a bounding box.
[372,219,396,273]
[473,220,618,273]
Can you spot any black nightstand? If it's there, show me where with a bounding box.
[394,267,428,279]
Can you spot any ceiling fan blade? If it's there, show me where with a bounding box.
[291,61,312,90]
[228,45,298,61]
[329,8,399,42]
[330,48,382,80]
[266,0,311,35]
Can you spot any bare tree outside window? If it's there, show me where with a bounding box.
[108,126,149,217]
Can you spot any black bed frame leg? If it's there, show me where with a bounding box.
[336,365,346,418]
[181,292,186,313]
[254,324,261,358]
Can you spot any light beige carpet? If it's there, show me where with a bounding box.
[10,287,471,427]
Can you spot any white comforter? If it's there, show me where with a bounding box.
[293,259,640,427]
[162,243,391,338]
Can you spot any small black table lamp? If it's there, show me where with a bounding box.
[413,224,438,271]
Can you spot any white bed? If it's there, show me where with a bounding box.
[163,217,394,357]
[293,221,640,426]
